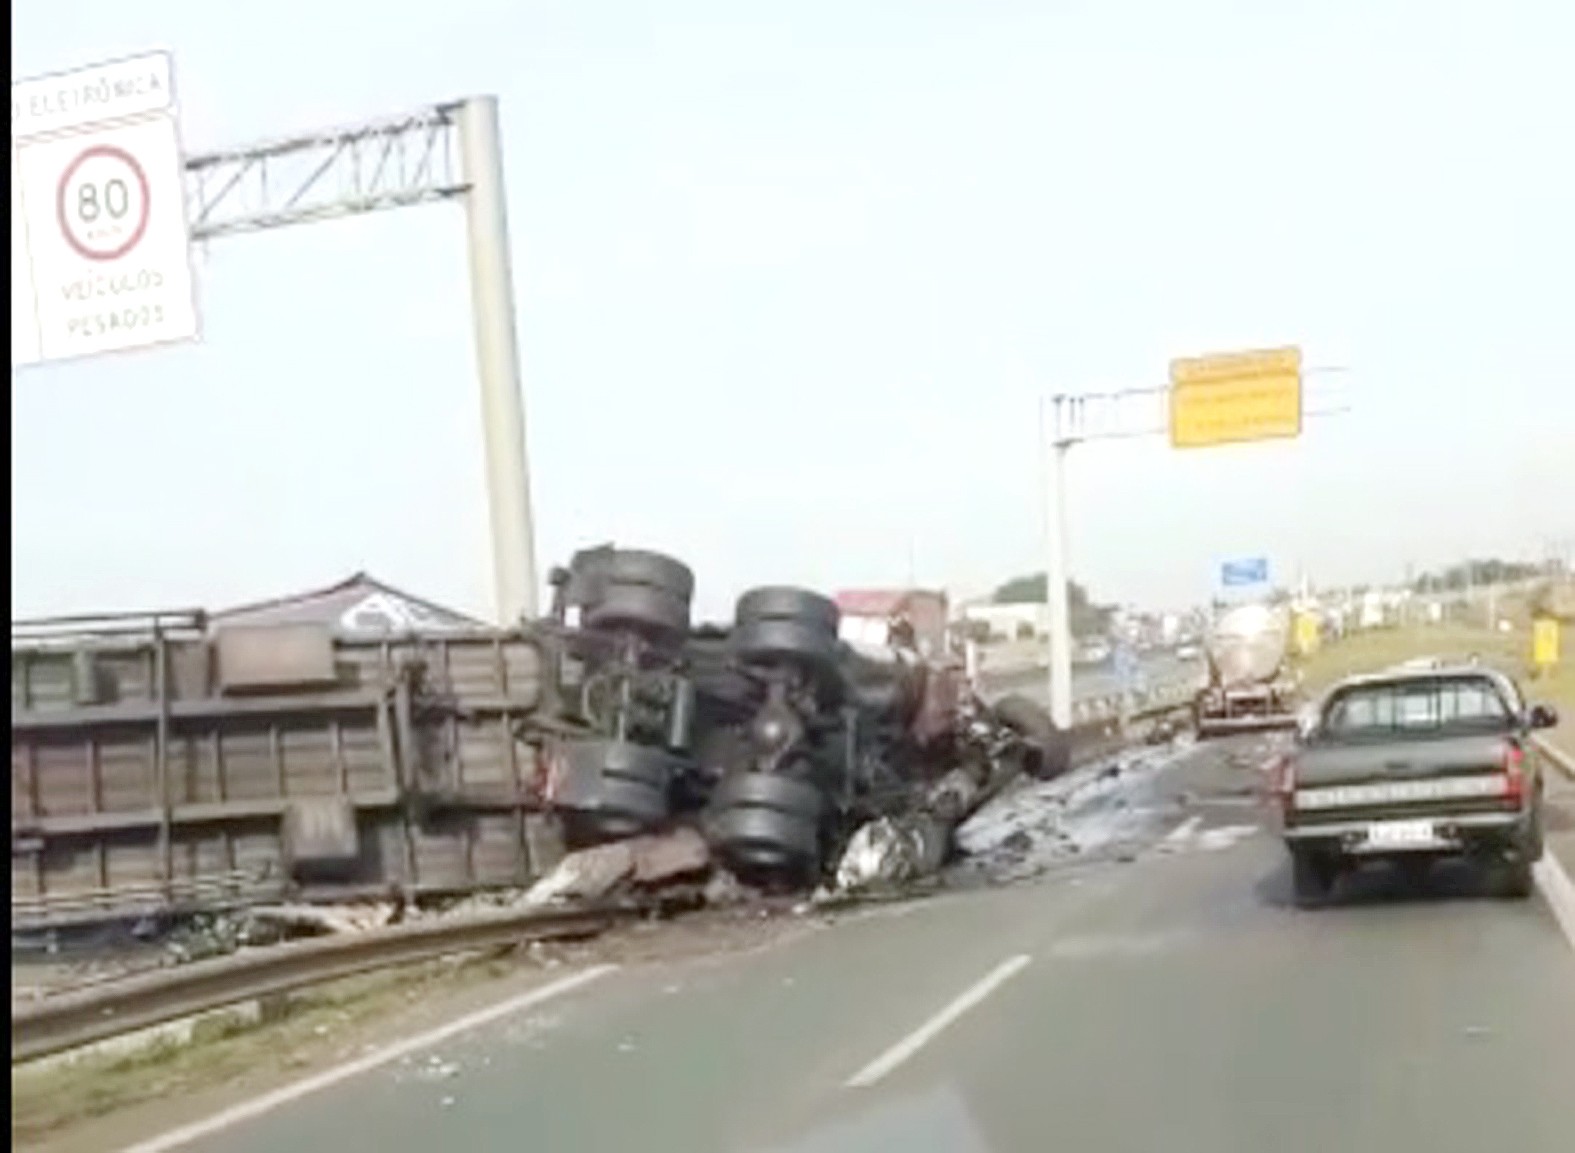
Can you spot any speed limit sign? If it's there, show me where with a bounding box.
[11,51,200,367]
[56,144,153,262]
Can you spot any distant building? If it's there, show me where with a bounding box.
[211,572,484,637]
[833,588,950,658]
[960,602,1049,642]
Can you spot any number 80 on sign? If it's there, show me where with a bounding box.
[55,144,152,262]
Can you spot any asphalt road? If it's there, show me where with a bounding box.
[126,736,1575,1153]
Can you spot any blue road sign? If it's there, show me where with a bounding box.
[1220,557,1270,588]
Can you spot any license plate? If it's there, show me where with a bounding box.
[1364,819,1438,849]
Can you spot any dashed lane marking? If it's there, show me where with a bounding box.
[1161,815,1204,847]
[845,954,1032,1089]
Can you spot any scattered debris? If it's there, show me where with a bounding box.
[246,902,399,937]
[521,827,712,907]
[834,816,948,893]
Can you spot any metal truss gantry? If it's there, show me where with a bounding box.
[183,102,467,239]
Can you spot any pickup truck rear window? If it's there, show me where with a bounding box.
[1319,676,1514,738]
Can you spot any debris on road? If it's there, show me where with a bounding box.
[834,816,948,893]
[952,742,1195,883]
[246,903,400,937]
[522,828,712,907]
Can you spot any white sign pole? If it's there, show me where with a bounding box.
[1043,397,1075,731]
[456,95,539,625]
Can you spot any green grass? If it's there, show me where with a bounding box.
[1292,623,1574,751]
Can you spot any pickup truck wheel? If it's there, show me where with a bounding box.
[1523,800,1546,862]
[1498,854,1536,900]
[1290,849,1336,908]
[1395,856,1433,891]
[1492,803,1546,900]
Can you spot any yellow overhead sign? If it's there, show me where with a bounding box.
[1168,345,1303,450]
[1169,346,1302,389]
[1294,612,1321,656]
[1533,617,1560,669]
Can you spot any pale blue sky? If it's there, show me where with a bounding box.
[12,0,1574,623]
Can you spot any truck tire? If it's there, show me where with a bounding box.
[705,771,825,879]
[992,694,1072,781]
[733,587,840,667]
[1290,848,1336,908]
[583,549,694,637]
[605,550,696,602]
[735,587,839,633]
[585,583,691,637]
[555,739,675,839]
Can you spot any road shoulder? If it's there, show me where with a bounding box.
[1538,737,1575,919]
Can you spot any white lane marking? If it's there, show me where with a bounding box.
[1161,815,1203,847]
[118,964,619,1153]
[1195,824,1261,852]
[844,954,1031,1089]
[1533,853,1575,959]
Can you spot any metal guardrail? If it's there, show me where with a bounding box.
[979,667,1202,728]
[11,904,624,1065]
[1535,736,1574,781]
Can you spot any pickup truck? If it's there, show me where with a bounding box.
[1273,664,1559,907]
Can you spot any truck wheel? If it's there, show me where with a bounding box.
[732,587,841,667]
[705,771,825,880]
[605,549,696,600]
[992,694,1071,781]
[735,587,840,633]
[585,583,691,637]
[554,739,675,839]
[1290,849,1336,908]
[583,550,694,638]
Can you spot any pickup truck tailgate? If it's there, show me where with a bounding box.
[1294,733,1509,787]
[1290,733,1517,817]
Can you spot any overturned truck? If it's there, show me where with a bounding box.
[11,548,1068,932]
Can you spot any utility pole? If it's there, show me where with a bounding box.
[458,96,539,625]
[1042,396,1075,730]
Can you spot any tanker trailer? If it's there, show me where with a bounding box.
[1193,601,1300,738]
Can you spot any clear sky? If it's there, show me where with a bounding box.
[12,0,1574,624]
